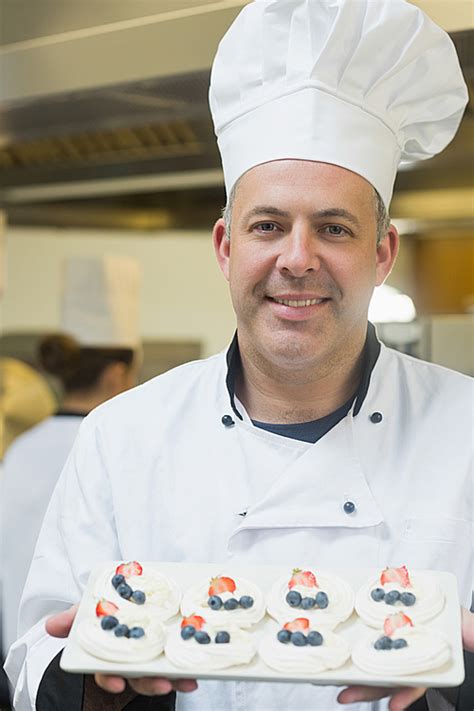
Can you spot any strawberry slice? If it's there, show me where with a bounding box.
[208,576,236,596]
[115,561,143,578]
[181,614,205,630]
[383,612,414,637]
[96,600,119,618]
[288,568,318,589]
[380,565,411,588]
[283,618,311,632]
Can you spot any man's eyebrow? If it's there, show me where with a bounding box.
[242,206,291,221]
[312,208,361,228]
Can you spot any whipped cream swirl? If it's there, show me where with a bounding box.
[165,623,256,670]
[355,573,444,627]
[352,625,451,676]
[180,576,265,628]
[266,572,354,628]
[77,607,166,663]
[259,625,350,674]
[94,566,181,621]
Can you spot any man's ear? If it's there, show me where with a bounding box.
[375,224,399,286]
[212,217,230,282]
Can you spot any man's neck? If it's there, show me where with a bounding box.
[235,336,366,424]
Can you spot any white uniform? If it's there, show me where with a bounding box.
[1,415,83,654]
[5,344,473,711]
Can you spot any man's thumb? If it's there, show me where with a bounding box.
[45,604,79,638]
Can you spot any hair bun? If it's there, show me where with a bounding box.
[38,333,80,378]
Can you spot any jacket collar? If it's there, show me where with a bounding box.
[225,322,381,421]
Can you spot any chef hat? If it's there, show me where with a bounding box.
[209,0,468,206]
[61,256,141,348]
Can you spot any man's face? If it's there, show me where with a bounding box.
[213,160,398,372]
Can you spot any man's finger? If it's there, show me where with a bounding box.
[338,684,426,709]
[173,679,198,693]
[461,607,474,652]
[127,677,174,696]
[94,674,127,694]
[45,604,79,638]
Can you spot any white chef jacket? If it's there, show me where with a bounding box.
[1,415,84,655]
[5,342,473,711]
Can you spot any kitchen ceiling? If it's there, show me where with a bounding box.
[0,1,472,232]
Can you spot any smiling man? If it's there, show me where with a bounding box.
[213,160,398,425]
[5,2,473,711]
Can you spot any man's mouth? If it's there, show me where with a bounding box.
[270,297,329,308]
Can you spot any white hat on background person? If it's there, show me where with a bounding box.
[61,256,141,349]
[209,0,468,206]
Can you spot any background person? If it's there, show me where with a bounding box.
[1,256,141,657]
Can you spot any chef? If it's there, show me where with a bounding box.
[1,256,141,655]
[5,1,473,710]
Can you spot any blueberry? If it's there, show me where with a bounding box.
[370,587,385,602]
[315,591,329,609]
[128,626,145,639]
[100,615,118,630]
[116,583,133,599]
[114,624,129,637]
[307,631,324,646]
[215,631,231,644]
[385,590,400,605]
[131,590,146,605]
[392,638,408,649]
[223,598,239,610]
[291,631,308,646]
[286,590,302,607]
[301,596,316,610]
[239,595,254,609]
[208,595,223,610]
[400,592,416,606]
[374,635,393,650]
[277,629,292,643]
[111,574,125,589]
[194,631,211,644]
[180,625,196,640]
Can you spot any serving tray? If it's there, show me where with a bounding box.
[61,562,464,688]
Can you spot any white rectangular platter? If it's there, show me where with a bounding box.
[61,562,464,689]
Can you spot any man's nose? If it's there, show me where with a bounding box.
[276,226,321,277]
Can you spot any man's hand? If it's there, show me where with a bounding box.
[338,607,474,711]
[46,605,198,696]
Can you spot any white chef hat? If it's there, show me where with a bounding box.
[209,0,468,207]
[61,256,141,348]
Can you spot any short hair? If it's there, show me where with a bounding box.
[222,176,390,245]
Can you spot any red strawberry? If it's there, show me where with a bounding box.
[115,561,143,578]
[383,612,414,637]
[208,576,236,596]
[283,618,311,632]
[181,614,205,630]
[380,566,411,588]
[288,568,317,589]
[96,600,119,618]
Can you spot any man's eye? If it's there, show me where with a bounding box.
[325,225,347,236]
[256,222,277,232]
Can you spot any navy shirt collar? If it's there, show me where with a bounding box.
[225,322,381,421]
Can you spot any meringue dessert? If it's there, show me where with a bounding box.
[165,614,257,671]
[355,566,444,627]
[77,599,166,663]
[352,611,451,676]
[267,568,354,628]
[180,574,265,628]
[94,561,181,621]
[259,617,351,674]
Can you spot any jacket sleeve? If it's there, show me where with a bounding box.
[4,412,122,710]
